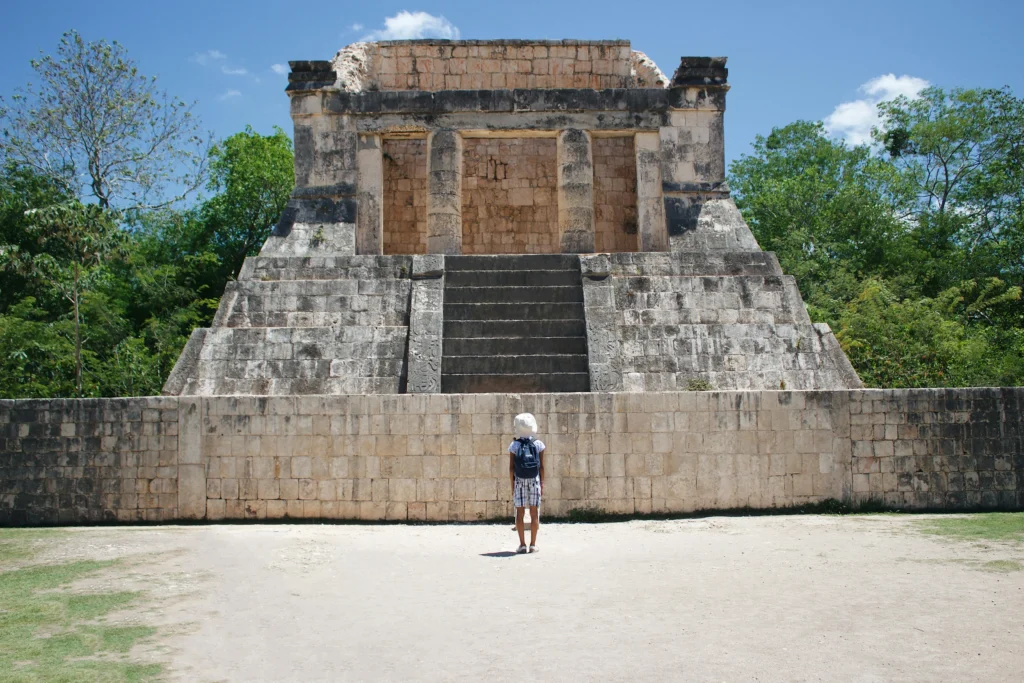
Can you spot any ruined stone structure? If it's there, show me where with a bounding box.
[163,39,861,396]
[6,40,1017,527]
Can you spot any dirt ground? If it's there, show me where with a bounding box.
[22,515,1024,682]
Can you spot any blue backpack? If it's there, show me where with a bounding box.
[513,437,541,479]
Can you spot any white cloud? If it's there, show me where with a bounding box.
[218,89,242,101]
[350,23,364,32]
[824,74,930,146]
[192,49,226,66]
[221,66,248,76]
[271,63,289,75]
[362,11,460,41]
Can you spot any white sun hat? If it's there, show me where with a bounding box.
[513,413,538,438]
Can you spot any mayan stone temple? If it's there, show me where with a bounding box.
[2,40,1020,525]
[162,39,862,397]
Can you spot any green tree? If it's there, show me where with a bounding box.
[2,202,126,396]
[201,126,293,278]
[730,87,1024,388]
[0,163,69,310]
[0,298,77,398]
[729,121,911,320]
[877,87,1024,299]
[0,30,209,210]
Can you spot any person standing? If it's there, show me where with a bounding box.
[509,413,545,554]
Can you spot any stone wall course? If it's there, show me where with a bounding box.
[3,389,1019,524]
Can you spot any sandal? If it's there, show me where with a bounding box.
[516,544,528,554]
[529,545,538,553]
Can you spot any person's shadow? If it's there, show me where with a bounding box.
[479,551,517,558]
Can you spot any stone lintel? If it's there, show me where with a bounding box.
[320,87,726,116]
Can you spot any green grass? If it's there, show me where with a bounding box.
[980,559,1023,573]
[0,529,64,563]
[917,513,1024,543]
[0,530,161,683]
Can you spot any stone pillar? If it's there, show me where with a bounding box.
[406,255,445,393]
[356,134,384,255]
[580,254,622,391]
[263,70,360,256]
[634,132,667,252]
[660,57,733,251]
[426,129,463,255]
[176,396,207,520]
[557,129,596,253]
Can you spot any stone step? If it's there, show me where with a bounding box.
[194,357,405,381]
[226,310,410,328]
[240,255,413,281]
[443,319,586,338]
[443,354,588,375]
[444,302,584,321]
[444,336,587,356]
[445,286,583,304]
[204,326,407,345]
[445,254,580,271]
[188,376,401,395]
[441,372,590,393]
[610,276,809,326]
[606,251,783,277]
[233,278,409,297]
[445,269,580,287]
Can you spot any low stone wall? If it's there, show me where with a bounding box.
[0,398,195,524]
[2,389,1021,525]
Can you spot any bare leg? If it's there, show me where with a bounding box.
[529,506,539,546]
[515,507,526,547]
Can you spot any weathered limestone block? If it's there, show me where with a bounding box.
[581,254,622,391]
[161,328,206,396]
[356,134,384,255]
[634,132,667,252]
[426,130,464,255]
[664,195,760,252]
[407,255,445,393]
[266,113,360,257]
[557,129,595,253]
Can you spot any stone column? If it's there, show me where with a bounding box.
[356,134,384,255]
[556,129,596,253]
[176,396,207,520]
[264,67,361,257]
[634,132,668,252]
[660,57,733,251]
[580,254,622,391]
[406,255,445,393]
[426,129,463,255]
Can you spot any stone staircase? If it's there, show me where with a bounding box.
[442,255,590,393]
[162,255,414,396]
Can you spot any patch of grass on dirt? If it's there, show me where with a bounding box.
[0,529,64,564]
[980,559,1023,573]
[917,513,1024,543]
[0,530,161,682]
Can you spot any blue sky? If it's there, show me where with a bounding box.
[2,0,1022,168]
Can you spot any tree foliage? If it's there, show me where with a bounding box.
[201,126,293,278]
[0,30,209,211]
[731,87,1024,387]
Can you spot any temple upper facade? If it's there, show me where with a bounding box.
[162,40,862,396]
[266,39,744,259]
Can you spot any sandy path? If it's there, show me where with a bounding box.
[47,516,1024,682]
